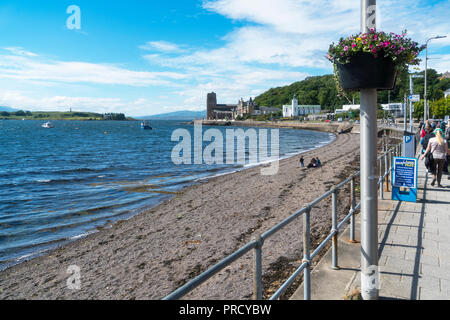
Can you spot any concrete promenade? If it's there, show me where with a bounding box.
[291,158,450,300]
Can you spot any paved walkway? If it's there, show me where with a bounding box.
[347,159,450,300]
[291,158,450,300]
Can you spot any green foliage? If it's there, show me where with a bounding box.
[254,68,449,117]
[430,96,450,119]
[0,111,128,121]
[413,100,424,120]
[254,75,349,112]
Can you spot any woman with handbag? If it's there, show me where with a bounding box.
[422,126,435,172]
[420,129,449,188]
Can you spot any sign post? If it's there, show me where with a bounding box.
[392,157,418,202]
[360,0,379,301]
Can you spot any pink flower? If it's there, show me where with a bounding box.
[344,46,349,51]
[352,43,357,48]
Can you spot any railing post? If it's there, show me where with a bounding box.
[379,158,383,200]
[385,152,390,192]
[303,206,312,300]
[331,189,339,270]
[253,235,263,300]
[350,176,357,243]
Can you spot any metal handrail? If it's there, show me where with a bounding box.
[163,142,403,301]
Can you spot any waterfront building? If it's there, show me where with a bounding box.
[206,92,238,120]
[342,104,361,111]
[297,105,322,116]
[381,103,405,117]
[283,95,321,117]
[440,71,450,80]
[257,106,279,115]
[207,92,265,120]
[235,97,256,118]
[282,95,298,118]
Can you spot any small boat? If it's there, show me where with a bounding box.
[141,121,152,130]
[42,121,54,128]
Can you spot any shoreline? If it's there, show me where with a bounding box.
[191,119,354,134]
[0,132,361,300]
[0,127,335,272]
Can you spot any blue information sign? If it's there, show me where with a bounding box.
[392,157,418,202]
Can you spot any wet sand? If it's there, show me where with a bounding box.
[0,132,361,300]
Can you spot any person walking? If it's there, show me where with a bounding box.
[420,128,449,187]
[445,120,450,176]
[300,156,305,168]
[422,126,435,157]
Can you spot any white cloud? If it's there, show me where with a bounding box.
[0,90,123,112]
[139,41,186,53]
[3,47,38,57]
[2,1,449,115]
[0,53,188,87]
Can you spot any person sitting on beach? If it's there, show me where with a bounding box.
[307,158,317,169]
[299,157,305,168]
[316,157,322,167]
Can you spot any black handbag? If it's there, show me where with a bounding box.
[425,152,434,168]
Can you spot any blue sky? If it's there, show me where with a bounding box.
[0,0,449,116]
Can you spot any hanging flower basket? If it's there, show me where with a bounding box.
[336,52,396,90]
[327,29,425,94]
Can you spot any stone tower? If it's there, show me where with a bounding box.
[207,92,217,120]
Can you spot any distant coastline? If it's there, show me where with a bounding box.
[0,111,135,121]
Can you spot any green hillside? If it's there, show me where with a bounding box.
[254,68,450,114]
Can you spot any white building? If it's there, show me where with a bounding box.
[298,105,321,115]
[283,95,298,118]
[343,104,361,111]
[283,95,321,117]
[382,103,405,117]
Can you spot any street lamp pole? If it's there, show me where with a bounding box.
[424,35,447,123]
[360,0,379,301]
[409,74,424,132]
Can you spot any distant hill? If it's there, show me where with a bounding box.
[139,110,206,120]
[0,111,131,121]
[253,68,450,113]
[253,74,346,112]
[0,106,18,112]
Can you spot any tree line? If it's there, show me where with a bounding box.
[253,68,450,117]
[0,111,128,120]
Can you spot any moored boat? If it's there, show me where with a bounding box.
[141,121,152,130]
[42,121,54,128]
